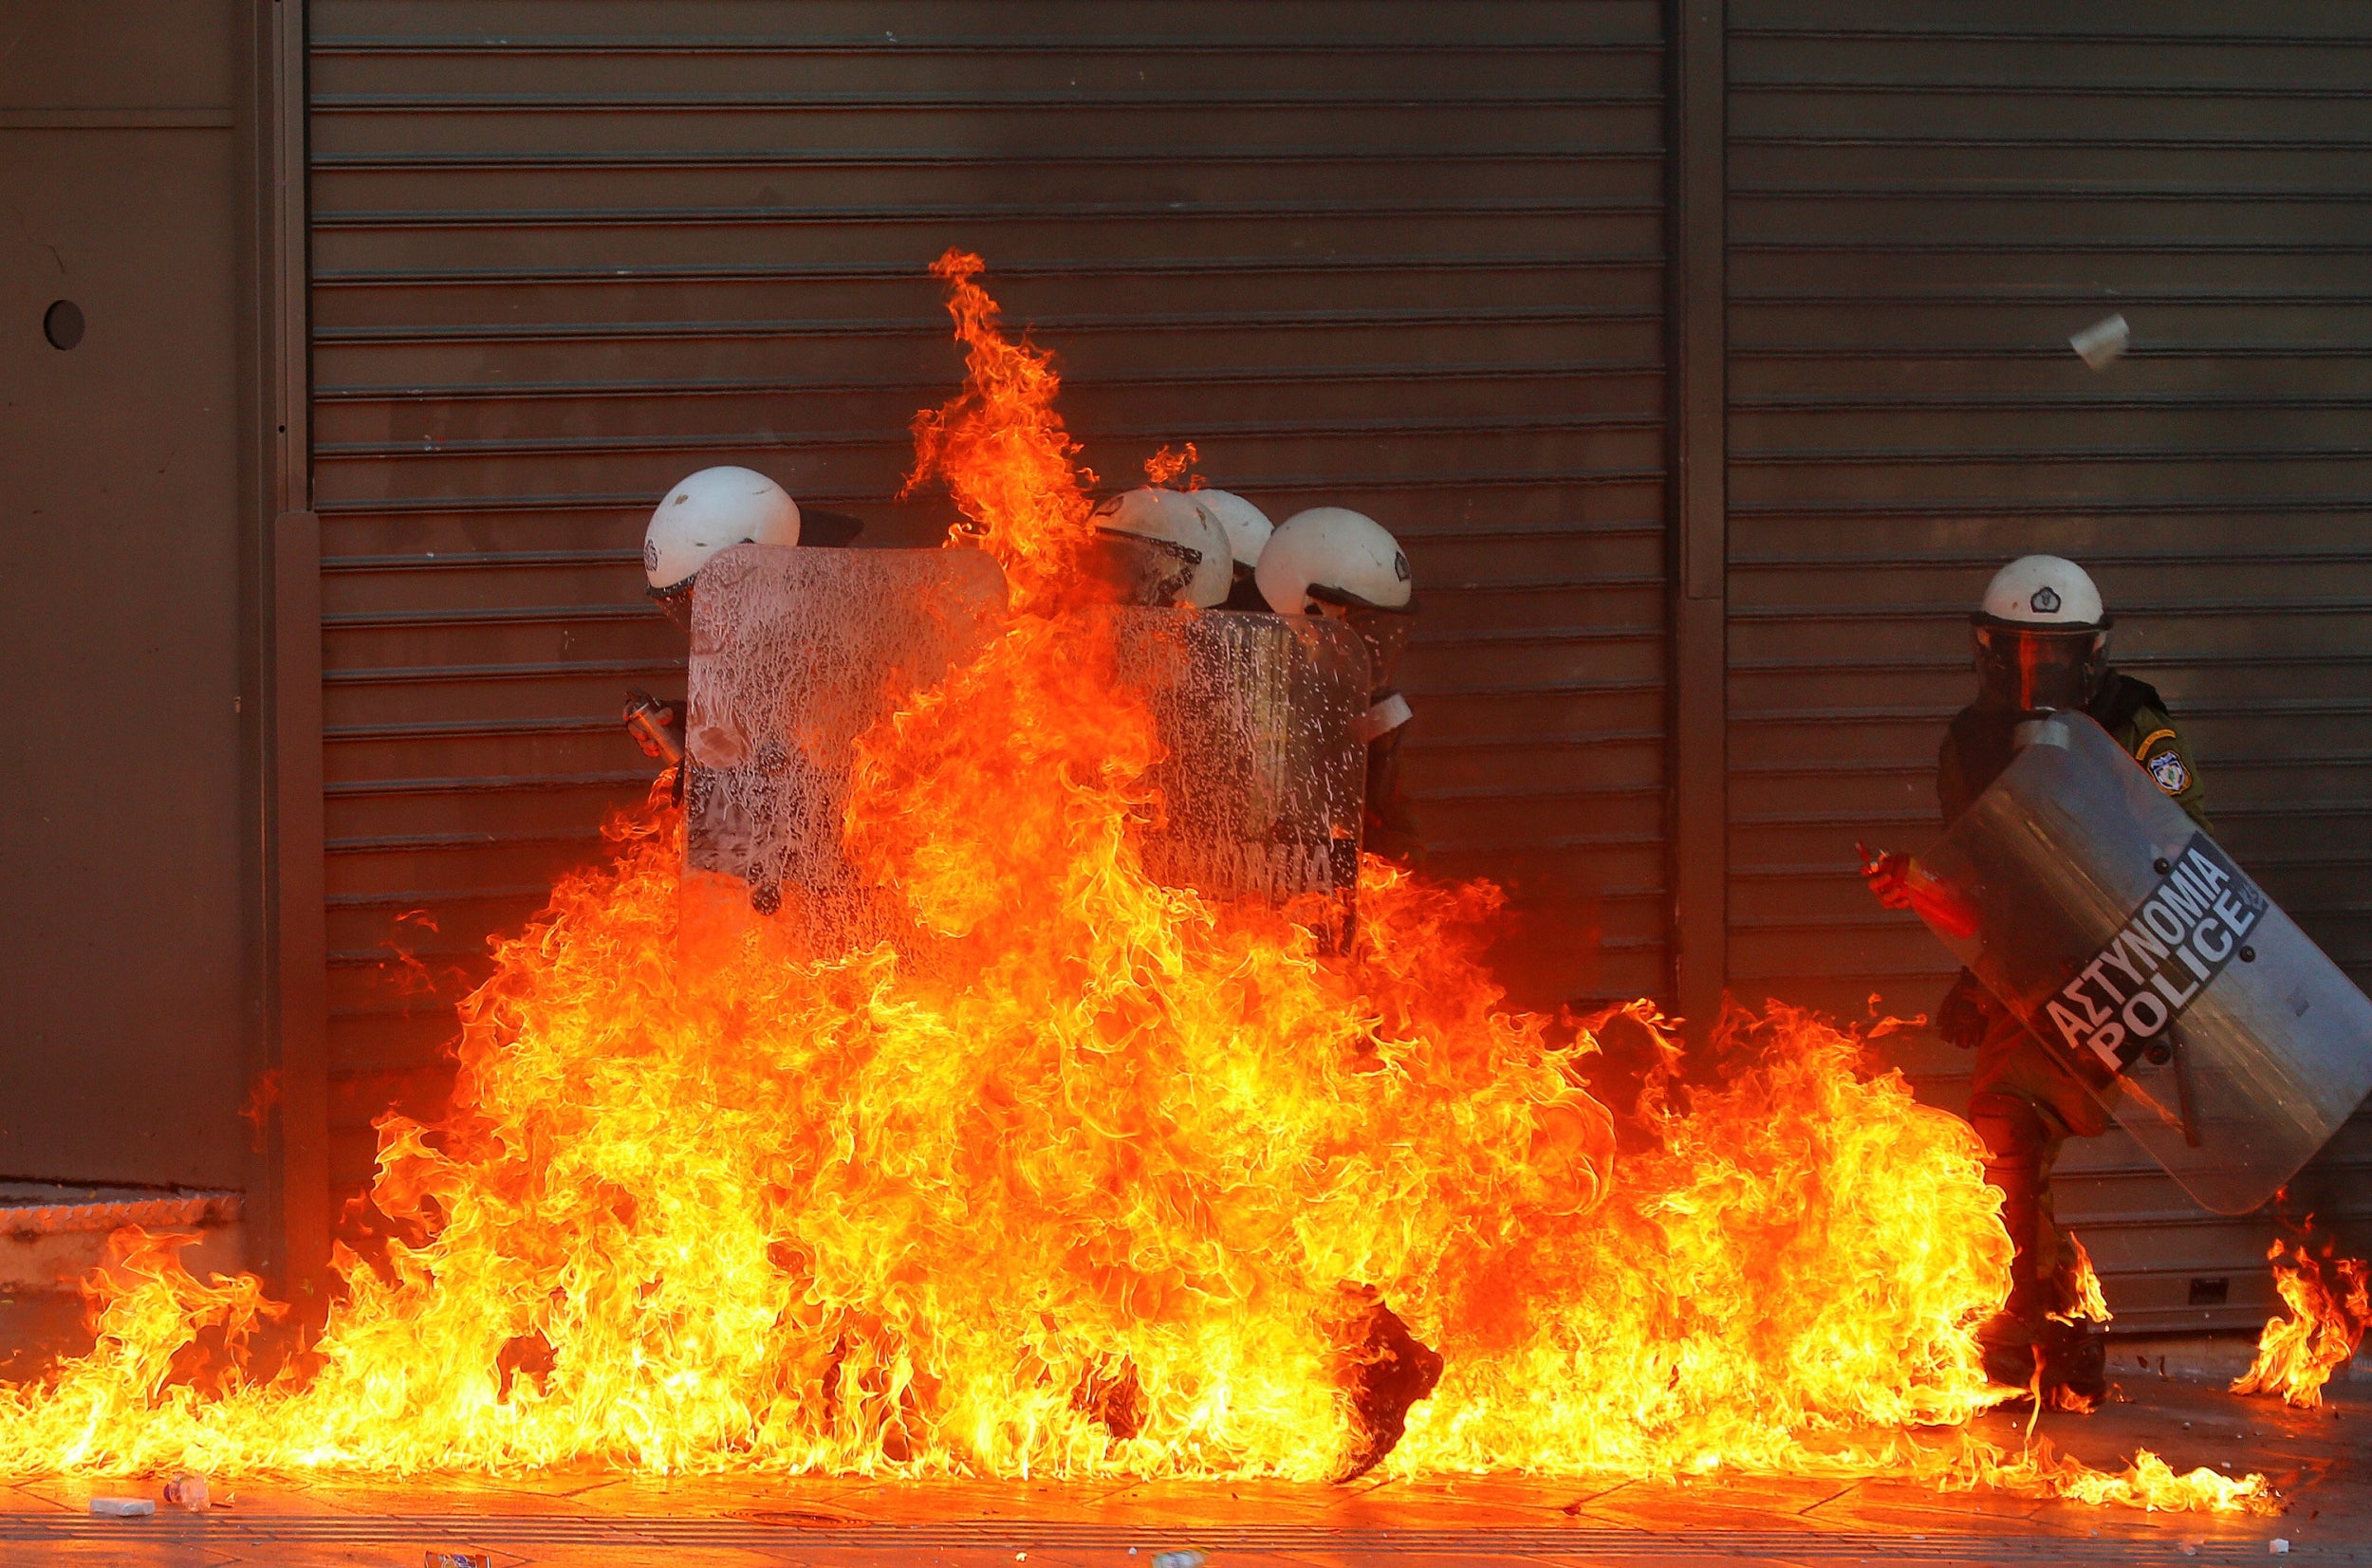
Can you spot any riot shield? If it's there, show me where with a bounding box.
[1911,711,2372,1215]
[681,543,1008,956]
[1110,607,1371,942]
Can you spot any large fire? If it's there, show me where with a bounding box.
[0,253,2270,1514]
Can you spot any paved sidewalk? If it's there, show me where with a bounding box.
[0,1368,2360,1565]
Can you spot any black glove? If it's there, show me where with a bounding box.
[1936,968,1998,1051]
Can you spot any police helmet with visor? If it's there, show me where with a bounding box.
[1973,554,2111,712]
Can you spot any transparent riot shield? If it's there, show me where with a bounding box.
[681,544,1008,957]
[1911,711,2372,1215]
[1110,608,1371,942]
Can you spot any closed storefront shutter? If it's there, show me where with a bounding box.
[307,4,1671,1201]
[1725,2,2372,1329]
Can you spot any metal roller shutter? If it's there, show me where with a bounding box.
[307,3,1671,1200]
[1724,1,2372,1331]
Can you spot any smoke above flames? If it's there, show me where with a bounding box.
[0,253,2271,1513]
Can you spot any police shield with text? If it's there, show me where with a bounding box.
[1863,555,2372,1403]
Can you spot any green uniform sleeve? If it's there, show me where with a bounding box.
[1937,731,1973,827]
[2120,704,2211,831]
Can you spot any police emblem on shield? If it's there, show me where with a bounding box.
[2147,747,2189,795]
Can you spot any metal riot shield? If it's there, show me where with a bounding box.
[1109,607,1371,941]
[681,543,1008,956]
[1911,710,2372,1215]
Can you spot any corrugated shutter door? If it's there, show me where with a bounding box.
[308,4,1671,1202]
[1725,2,2372,1331]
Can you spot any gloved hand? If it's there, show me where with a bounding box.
[1937,968,1998,1051]
[1858,843,1915,910]
[623,687,685,764]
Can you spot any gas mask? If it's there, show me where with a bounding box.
[1974,620,2109,713]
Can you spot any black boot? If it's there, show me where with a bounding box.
[1978,1330,2040,1392]
[1970,1092,2051,1393]
[2039,1319,2107,1405]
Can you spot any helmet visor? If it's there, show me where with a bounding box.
[1973,620,2107,712]
[1084,529,1205,607]
[648,580,696,633]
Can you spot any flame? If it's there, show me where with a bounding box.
[2036,1233,2113,1413]
[1978,1441,2272,1514]
[1142,443,1200,489]
[2051,1234,2112,1328]
[0,253,2272,1515]
[236,1069,285,1154]
[2233,1234,2370,1410]
[902,249,1094,610]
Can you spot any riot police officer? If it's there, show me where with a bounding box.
[625,466,864,767]
[1865,555,2209,1401]
[1257,507,1424,864]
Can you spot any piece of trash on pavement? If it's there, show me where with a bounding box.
[1153,1552,1207,1568]
[2272,1542,2291,1556]
[162,1474,211,1511]
[2070,314,2130,369]
[89,1497,156,1517]
[425,1553,494,1568]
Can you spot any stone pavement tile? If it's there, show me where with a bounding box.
[10,1475,346,1519]
[0,1481,72,1513]
[235,1475,616,1519]
[228,1548,790,1568]
[1801,1476,2077,1536]
[1562,1475,1856,1532]
[551,1470,889,1521]
[1516,1559,1825,1568]
[822,1476,1141,1525]
[1067,1477,1339,1526]
[1340,1473,1628,1526]
[1250,1534,1569,1568]
[0,1542,235,1568]
[1949,1368,2372,1527]
[1305,1477,1580,1528]
[1263,1553,1821,1568]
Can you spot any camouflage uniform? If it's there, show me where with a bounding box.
[1935,672,2209,1347]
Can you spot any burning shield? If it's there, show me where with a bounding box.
[1110,607,1371,936]
[1910,711,2372,1215]
[682,543,1008,951]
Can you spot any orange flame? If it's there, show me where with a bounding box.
[0,252,2271,1514]
[2233,1233,2369,1410]
[2051,1234,2112,1328]
[1142,443,1200,489]
[903,249,1094,611]
[236,1069,285,1154]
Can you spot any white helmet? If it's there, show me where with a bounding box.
[1255,507,1413,617]
[643,466,800,595]
[1978,554,2105,629]
[1974,555,2111,711]
[1191,489,1272,574]
[1089,487,1232,608]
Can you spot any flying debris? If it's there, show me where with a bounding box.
[2070,314,2131,370]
